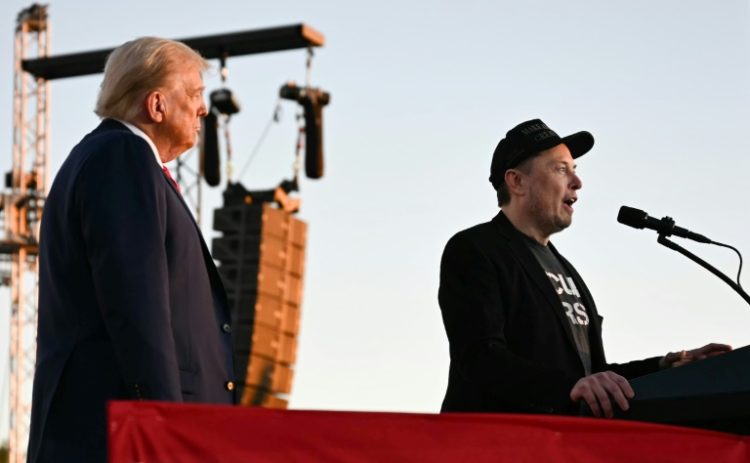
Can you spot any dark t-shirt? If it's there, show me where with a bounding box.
[525,237,592,376]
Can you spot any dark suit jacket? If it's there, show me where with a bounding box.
[439,211,659,415]
[28,119,235,462]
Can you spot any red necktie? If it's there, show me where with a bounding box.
[162,166,181,194]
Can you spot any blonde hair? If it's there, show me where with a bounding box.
[95,37,209,121]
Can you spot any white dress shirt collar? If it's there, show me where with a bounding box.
[114,118,164,168]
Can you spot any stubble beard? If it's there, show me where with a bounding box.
[528,194,572,239]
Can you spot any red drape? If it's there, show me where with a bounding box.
[108,401,749,462]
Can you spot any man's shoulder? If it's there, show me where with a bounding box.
[67,120,154,171]
[446,213,513,247]
[49,120,159,200]
[449,220,496,243]
[442,218,511,264]
[78,119,147,152]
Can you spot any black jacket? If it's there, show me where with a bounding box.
[439,211,659,414]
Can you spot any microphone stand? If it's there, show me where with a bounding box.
[657,231,750,306]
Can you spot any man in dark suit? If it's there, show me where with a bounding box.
[28,37,235,462]
[439,118,730,418]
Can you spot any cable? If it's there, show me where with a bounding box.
[223,114,234,182]
[305,47,314,87]
[237,101,282,181]
[712,240,744,290]
[292,109,305,181]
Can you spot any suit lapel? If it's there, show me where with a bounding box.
[491,212,580,361]
[161,169,231,313]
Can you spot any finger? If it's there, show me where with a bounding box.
[611,374,635,399]
[688,344,730,361]
[571,383,599,417]
[697,343,732,355]
[665,351,683,364]
[591,382,614,418]
[582,389,602,418]
[572,383,601,417]
[601,377,630,413]
[705,343,732,354]
[707,343,732,350]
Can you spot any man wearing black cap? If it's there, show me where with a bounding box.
[438,119,731,418]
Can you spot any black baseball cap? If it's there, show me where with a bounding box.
[489,119,594,189]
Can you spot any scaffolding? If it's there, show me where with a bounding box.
[4,4,49,462]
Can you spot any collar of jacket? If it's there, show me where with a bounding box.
[490,210,604,373]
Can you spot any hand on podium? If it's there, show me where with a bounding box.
[570,371,634,418]
[659,343,733,369]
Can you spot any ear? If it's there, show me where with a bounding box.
[504,168,526,198]
[145,91,166,123]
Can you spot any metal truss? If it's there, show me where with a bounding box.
[4,4,49,462]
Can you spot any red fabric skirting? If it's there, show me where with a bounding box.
[108,401,749,462]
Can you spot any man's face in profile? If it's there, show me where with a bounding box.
[159,64,207,162]
[520,143,582,237]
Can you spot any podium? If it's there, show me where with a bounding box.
[617,345,750,434]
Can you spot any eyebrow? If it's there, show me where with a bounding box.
[549,160,576,169]
[187,85,205,95]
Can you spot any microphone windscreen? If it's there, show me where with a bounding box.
[617,206,648,229]
[201,111,221,187]
[303,98,324,179]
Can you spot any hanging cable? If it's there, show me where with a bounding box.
[222,114,234,183]
[711,240,745,290]
[237,100,283,181]
[305,47,314,87]
[292,108,305,182]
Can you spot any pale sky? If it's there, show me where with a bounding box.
[1,0,750,442]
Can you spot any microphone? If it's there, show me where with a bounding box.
[617,206,712,243]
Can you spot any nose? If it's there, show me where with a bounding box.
[198,100,208,118]
[571,172,582,190]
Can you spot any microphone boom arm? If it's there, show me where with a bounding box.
[657,234,750,306]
